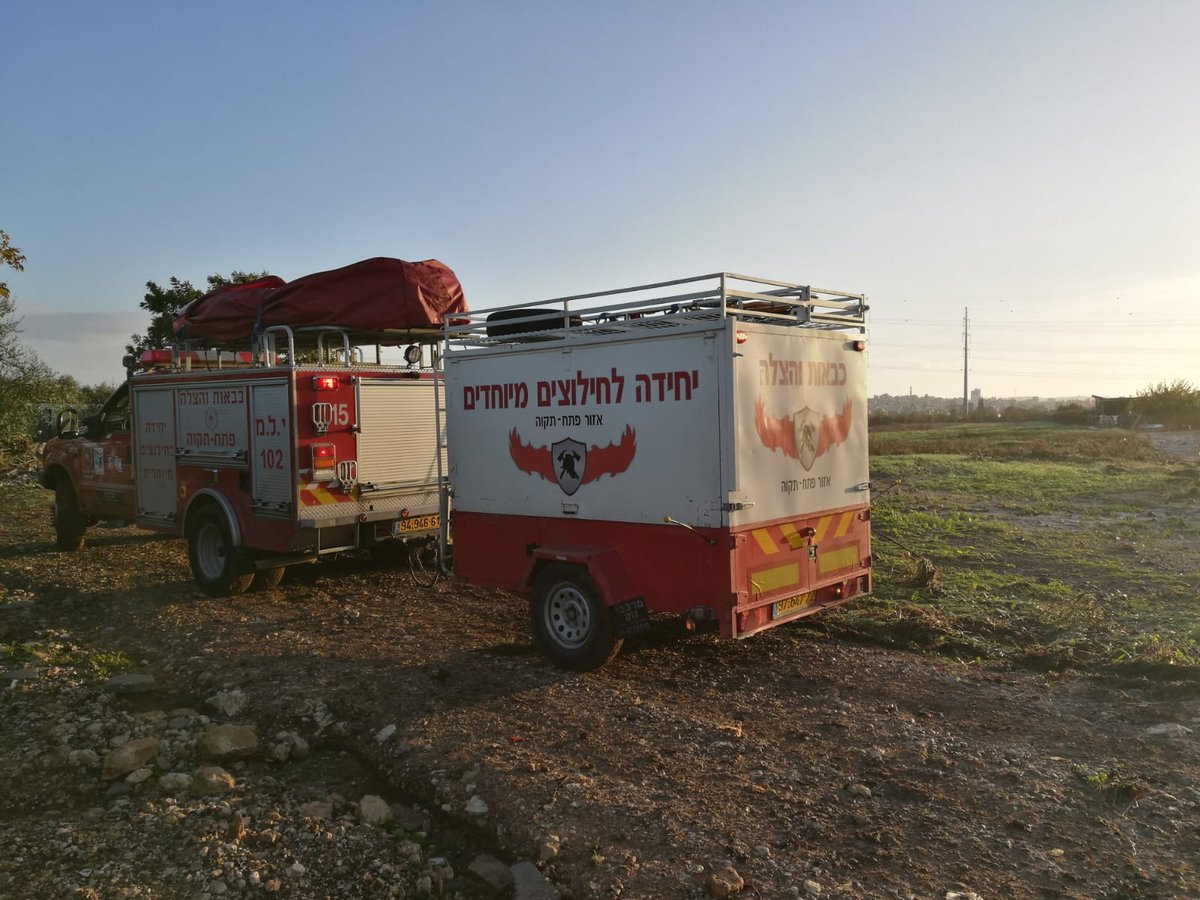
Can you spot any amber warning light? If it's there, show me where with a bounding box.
[312,376,339,391]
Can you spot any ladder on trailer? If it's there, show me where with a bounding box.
[433,337,453,575]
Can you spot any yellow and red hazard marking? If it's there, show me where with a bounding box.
[749,510,858,556]
[739,508,869,600]
[298,483,354,507]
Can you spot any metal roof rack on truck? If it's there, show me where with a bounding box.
[442,272,867,346]
[254,324,442,370]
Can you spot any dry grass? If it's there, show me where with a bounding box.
[870,424,1174,463]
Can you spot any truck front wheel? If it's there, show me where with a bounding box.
[531,565,623,671]
[53,480,87,551]
[187,508,253,597]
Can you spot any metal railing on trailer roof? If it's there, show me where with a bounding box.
[441,272,868,345]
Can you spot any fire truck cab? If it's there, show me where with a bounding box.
[41,326,444,594]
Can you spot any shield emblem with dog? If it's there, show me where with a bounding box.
[793,407,820,471]
[551,438,587,495]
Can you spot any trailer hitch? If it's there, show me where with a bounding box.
[663,516,716,546]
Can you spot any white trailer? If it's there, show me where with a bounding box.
[438,273,871,669]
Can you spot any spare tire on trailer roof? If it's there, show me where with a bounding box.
[485,308,579,338]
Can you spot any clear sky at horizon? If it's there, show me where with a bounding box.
[3,1,1197,398]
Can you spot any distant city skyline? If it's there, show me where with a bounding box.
[3,2,1196,396]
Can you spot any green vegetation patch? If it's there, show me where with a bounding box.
[2,636,130,680]
[835,435,1200,675]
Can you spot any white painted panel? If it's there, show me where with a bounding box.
[173,381,249,464]
[731,325,870,526]
[133,387,177,521]
[446,327,724,527]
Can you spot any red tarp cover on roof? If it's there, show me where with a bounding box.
[172,258,467,343]
[172,277,286,344]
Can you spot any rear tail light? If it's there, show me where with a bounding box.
[312,443,336,481]
[312,375,340,391]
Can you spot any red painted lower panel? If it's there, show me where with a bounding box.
[452,507,871,638]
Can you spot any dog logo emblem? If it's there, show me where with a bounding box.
[509,426,637,495]
[551,438,587,496]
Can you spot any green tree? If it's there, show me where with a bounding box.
[127,270,270,356]
[0,231,79,445]
[1135,379,1200,429]
[0,230,26,301]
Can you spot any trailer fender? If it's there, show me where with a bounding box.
[520,547,650,637]
[183,489,243,548]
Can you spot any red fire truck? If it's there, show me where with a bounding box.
[40,258,459,594]
[438,273,871,670]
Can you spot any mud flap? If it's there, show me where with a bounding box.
[613,596,650,637]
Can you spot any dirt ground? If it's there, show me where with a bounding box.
[1144,430,1200,462]
[2,469,1199,899]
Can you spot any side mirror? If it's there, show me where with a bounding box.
[55,408,81,438]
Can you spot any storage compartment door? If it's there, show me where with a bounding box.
[133,387,178,523]
[250,382,293,517]
[357,380,441,491]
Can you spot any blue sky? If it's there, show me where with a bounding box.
[3,1,1197,397]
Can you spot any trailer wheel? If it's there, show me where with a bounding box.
[53,479,87,551]
[250,566,285,591]
[531,565,623,671]
[187,507,253,597]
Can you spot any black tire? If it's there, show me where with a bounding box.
[530,564,623,671]
[187,507,253,596]
[250,566,285,591]
[53,479,87,551]
[485,308,573,338]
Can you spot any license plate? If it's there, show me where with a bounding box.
[771,591,816,619]
[394,514,438,534]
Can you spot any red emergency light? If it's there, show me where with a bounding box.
[312,376,340,391]
[312,443,336,471]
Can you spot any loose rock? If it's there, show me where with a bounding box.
[511,861,560,900]
[104,673,157,694]
[199,724,258,761]
[469,854,514,891]
[206,689,248,718]
[359,794,393,826]
[101,737,160,780]
[192,766,236,796]
[707,865,745,898]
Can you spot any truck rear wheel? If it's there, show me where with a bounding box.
[53,480,87,551]
[187,507,253,597]
[531,565,623,671]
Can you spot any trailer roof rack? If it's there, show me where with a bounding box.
[442,272,867,346]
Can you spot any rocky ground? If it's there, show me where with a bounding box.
[2,468,1199,899]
